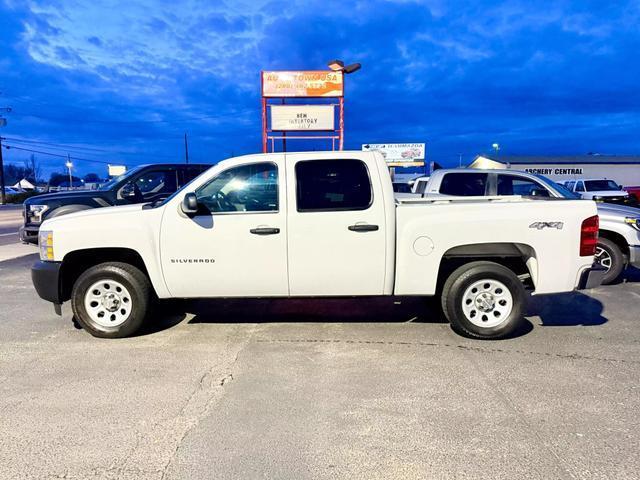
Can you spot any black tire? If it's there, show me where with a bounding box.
[71,262,151,338]
[595,237,624,285]
[441,261,526,339]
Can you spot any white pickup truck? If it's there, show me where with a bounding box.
[31,151,604,340]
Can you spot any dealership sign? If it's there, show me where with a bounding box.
[108,164,127,177]
[524,167,584,176]
[262,71,344,97]
[362,143,426,167]
[270,105,335,131]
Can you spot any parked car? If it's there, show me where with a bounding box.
[20,163,210,243]
[31,151,602,339]
[623,186,640,202]
[561,179,634,206]
[3,187,23,195]
[418,168,640,284]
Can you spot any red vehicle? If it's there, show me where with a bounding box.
[623,186,640,201]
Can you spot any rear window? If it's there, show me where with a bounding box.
[295,159,372,211]
[439,173,488,196]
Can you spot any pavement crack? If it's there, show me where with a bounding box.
[159,328,254,480]
[255,337,638,364]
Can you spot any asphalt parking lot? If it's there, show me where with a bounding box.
[1,233,639,479]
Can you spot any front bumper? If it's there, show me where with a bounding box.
[629,245,640,269]
[31,261,63,306]
[19,225,39,244]
[577,263,608,290]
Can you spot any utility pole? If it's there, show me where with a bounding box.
[0,136,5,205]
[184,133,189,164]
[0,101,11,205]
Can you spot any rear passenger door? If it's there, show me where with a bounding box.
[285,153,387,296]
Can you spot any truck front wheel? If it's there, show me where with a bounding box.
[594,238,624,285]
[441,261,526,339]
[71,262,151,338]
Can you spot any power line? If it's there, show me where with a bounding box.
[1,144,129,166]
[11,108,256,125]
[3,136,177,159]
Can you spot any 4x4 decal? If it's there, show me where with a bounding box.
[529,222,564,230]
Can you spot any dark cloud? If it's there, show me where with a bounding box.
[0,0,638,176]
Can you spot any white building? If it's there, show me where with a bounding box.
[469,154,640,187]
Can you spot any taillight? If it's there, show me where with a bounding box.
[580,215,599,256]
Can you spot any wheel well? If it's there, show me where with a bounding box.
[59,248,150,302]
[598,229,629,259]
[436,243,536,291]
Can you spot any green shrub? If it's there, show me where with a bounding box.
[5,191,42,204]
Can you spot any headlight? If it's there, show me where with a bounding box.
[38,230,54,261]
[592,196,603,202]
[624,217,640,231]
[27,205,49,224]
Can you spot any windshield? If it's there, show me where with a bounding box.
[99,166,144,191]
[585,180,620,191]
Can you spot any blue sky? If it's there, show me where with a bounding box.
[1,0,639,178]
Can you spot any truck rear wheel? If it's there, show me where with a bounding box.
[441,261,526,339]
[71,262,150,338]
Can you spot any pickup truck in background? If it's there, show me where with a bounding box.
[623,186,640,202]
[20,163,210,243]
[559,179,634,206]
[31,152,602,340]
[419,168,640,284]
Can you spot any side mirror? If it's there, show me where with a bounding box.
[528,188,549,197]
[181,192,198,214]
[121,182,136,198]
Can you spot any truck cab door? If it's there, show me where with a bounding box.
[159,157,288,297]
[285,153,387,296]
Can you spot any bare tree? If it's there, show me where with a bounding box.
[24,154,42,182]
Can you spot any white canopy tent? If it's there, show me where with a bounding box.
[12,178,35,190]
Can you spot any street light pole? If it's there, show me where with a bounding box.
[327,60,361,151]
[66,155,73,191]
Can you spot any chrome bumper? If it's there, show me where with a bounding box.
[628,245,640,268]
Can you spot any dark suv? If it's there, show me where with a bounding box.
[20,163,210,243]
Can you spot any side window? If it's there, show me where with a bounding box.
[415,179,428,194]
[497,175,548,196]
[296,159,372,212]
[195,163,278,213]
[439,173,488,196]
[182,167,207,185]
[134,170,177,195]
[565,181,575,190]
[575,181,585,192]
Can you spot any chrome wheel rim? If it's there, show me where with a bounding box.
[462,279,513,328]
[84,279,132,328]
[594,246,612,271]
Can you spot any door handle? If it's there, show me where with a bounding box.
[348,224,379,232]
[250,227,280,235]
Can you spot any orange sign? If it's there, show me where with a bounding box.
[262,71,344,97]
